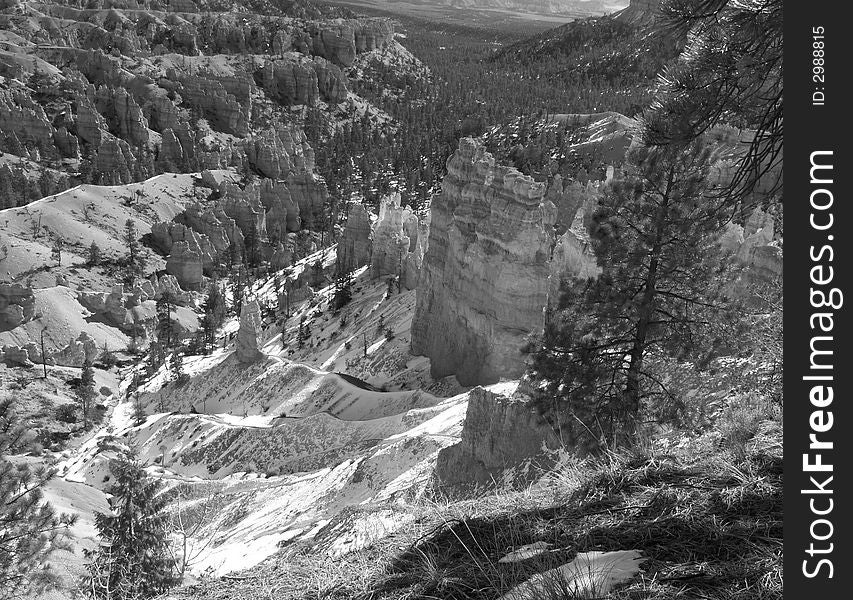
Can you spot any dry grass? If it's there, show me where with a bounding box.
[162,417,782,600]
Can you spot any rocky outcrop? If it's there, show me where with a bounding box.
[258,56,348,106]
[79,285,130,328]
[728,207,782,282]
[236,300,264,363]
[411,138,557,386]
[614,0,661,24]
[548,199,601,299]
[0,89,55,151]
[52,332,99,367]
[174,71,250,136]
[285,172,328,231]
[435,384,561,490]
[152,222,218,274]
[96,86,152,147]
[1,345,33,368]
[403,214,429,290]
[0,284,36,330]
[336,202,372,274]
[260,179,301,235]
[309,19,394,67]
[244,127,315,180]
[94,133,134,184]
[370,194,413,279]
[178,203,244,254]
[166,240,204,290]
[366,194,425,289]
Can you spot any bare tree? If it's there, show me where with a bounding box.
[165,486,223,581]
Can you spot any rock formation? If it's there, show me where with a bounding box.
[79,285,131,329]
[435,384,561,489]
[730,207,782,282]
[236,300,264,363]
[614,0,661,24]
[0,2,394,192]
[336,202,372,274]
[0,284,35,330]
[370,194,412,279]
[52,332,99,368]
[411,138,557,386]
[166,240,204,290]
[548,199,601,300]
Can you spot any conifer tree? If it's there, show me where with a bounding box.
[644,0,782,205]
[533,141,734,447]
[76,359,96,429]
[51,238,63,266]
[0,399,75,599]
[156,291,174,350]
[128,374,146,427]
[333,268,354,311]
[168,352,188,386]
[87,241,102,266]
[82,448,179,599]
[123,219,145,285]
[199,282,226,351]
[231,268,246,316]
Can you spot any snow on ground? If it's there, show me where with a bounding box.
[47,230,489,580]
[0,170,237,289]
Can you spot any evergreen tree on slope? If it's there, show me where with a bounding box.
[83,448,178,600]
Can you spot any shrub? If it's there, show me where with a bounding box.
[55,403,78,423]
[717,393,781,459]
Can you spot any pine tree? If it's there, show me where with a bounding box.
[533,141,734,447]
[297,316,310,349]
[77,359,96,429]
[0,399,75,599]
[231,268,246,316]
[156,291,174,349]
[644,0,782,206]
[199,282,226,351]
[123,219,145,285]
[147,340,164,376]
[82,448,179,599]
[333,268,354,311]
[244,223,261,268]
[87,241,102,266]
[51,238,63,266]
[128,374,146,426]
[168,352,188,386]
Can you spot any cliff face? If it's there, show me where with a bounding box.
[411,138,557,386]
[435,383,562,489]
[336,202,373,274]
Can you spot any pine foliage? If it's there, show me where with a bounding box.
[82,448,179,600]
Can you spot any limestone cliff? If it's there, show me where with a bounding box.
[411,138,557,386]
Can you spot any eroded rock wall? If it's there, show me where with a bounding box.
[410,138,557,386]
[435,384,562,490]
